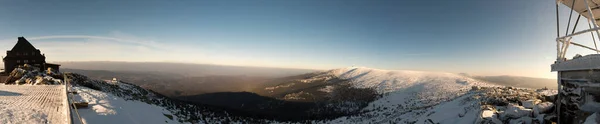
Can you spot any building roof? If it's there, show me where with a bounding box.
[10,37,38,52]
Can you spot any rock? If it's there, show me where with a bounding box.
[584,113,600,124]
[522,99,541,109]
[482,110,496,118]
[544,95,556,102]
[14,78,24,85]
[509,116,533,124]
[4,65,62,85]
[535,114,545,124]
[479,106,503,124]
[543,114,557,123]
[25,78,34,85]
[46,68,55,75]
[574,54,583,59]
[533,102,554,116]
[481,117,503,124]
[5,68,26,83]
[472,86,481,91]
[34,76,49,85]
[503,104,533,119]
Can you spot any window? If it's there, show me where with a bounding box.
[24,60,28,63]
[15,53,19,56]
[32,52,35,55]
[16,60,20,63]
[32,60,35,63]
[24,53,27,56]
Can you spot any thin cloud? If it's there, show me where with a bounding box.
[25,35,162,49]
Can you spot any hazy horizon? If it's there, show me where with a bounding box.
[0,0,588,79]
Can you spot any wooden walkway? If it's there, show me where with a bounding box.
[0,85,69,124]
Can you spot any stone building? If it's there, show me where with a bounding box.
[2,37,60,74]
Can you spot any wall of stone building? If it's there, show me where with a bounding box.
[558,70,600,124]
[3,60,15,73]
[560,70,600,82]
[3,50,46,73]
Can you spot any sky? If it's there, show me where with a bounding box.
[0,0,594,78]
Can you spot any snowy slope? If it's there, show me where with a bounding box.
[71,86,182,124]
[331,67,494,93]
[67,73,271,124]
[65,67,556,124]
[321,67,498,123]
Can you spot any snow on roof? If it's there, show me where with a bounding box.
[551,54,600,71]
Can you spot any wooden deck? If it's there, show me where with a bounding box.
[0,85,69,124]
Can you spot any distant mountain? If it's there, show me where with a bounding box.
[472,75,557,89]
[63,68,271,97]
[251,67,499,123]
[57,61,317,77]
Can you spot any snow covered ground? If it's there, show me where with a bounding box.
[71,86,182,124]
[0,85,68,124]
[64,67,558,124]
[321,67,500,123]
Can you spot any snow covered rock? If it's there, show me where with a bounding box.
[503,104,532,119]
[584,113,600,124]
[543,114,557,123]
[533,102,554,116]
[535,114,545,124]
[34,76,48,85]
[472,86,481,91]
[509,116,533,124]
[481,110,495,118]
[4,65,62,85]
[480,108,502,124]
[522,99,541,109]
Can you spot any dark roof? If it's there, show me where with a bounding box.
[10,37,38,51]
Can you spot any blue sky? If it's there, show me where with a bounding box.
[0,0,590,78]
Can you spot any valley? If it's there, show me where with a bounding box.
[60,62,560,123]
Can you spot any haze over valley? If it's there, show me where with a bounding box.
[0,0,576,123]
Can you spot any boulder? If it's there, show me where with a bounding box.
[4,66,62,85]
[482,110,496,118]
[543,95,556,102]
[479,105,503,124]
[25,78,34,85]
[543,114,557,123]
[522,99,541,109]
[503,104,533,119]
[535,114,545,124]
[509,116,533,124]
[6,68,26,83]
[481,117,503,124]
[584,113,600,124]
[34,76,49,85]
[472,86,480,91]
[533,102,554,116]
[14,78,24,85]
